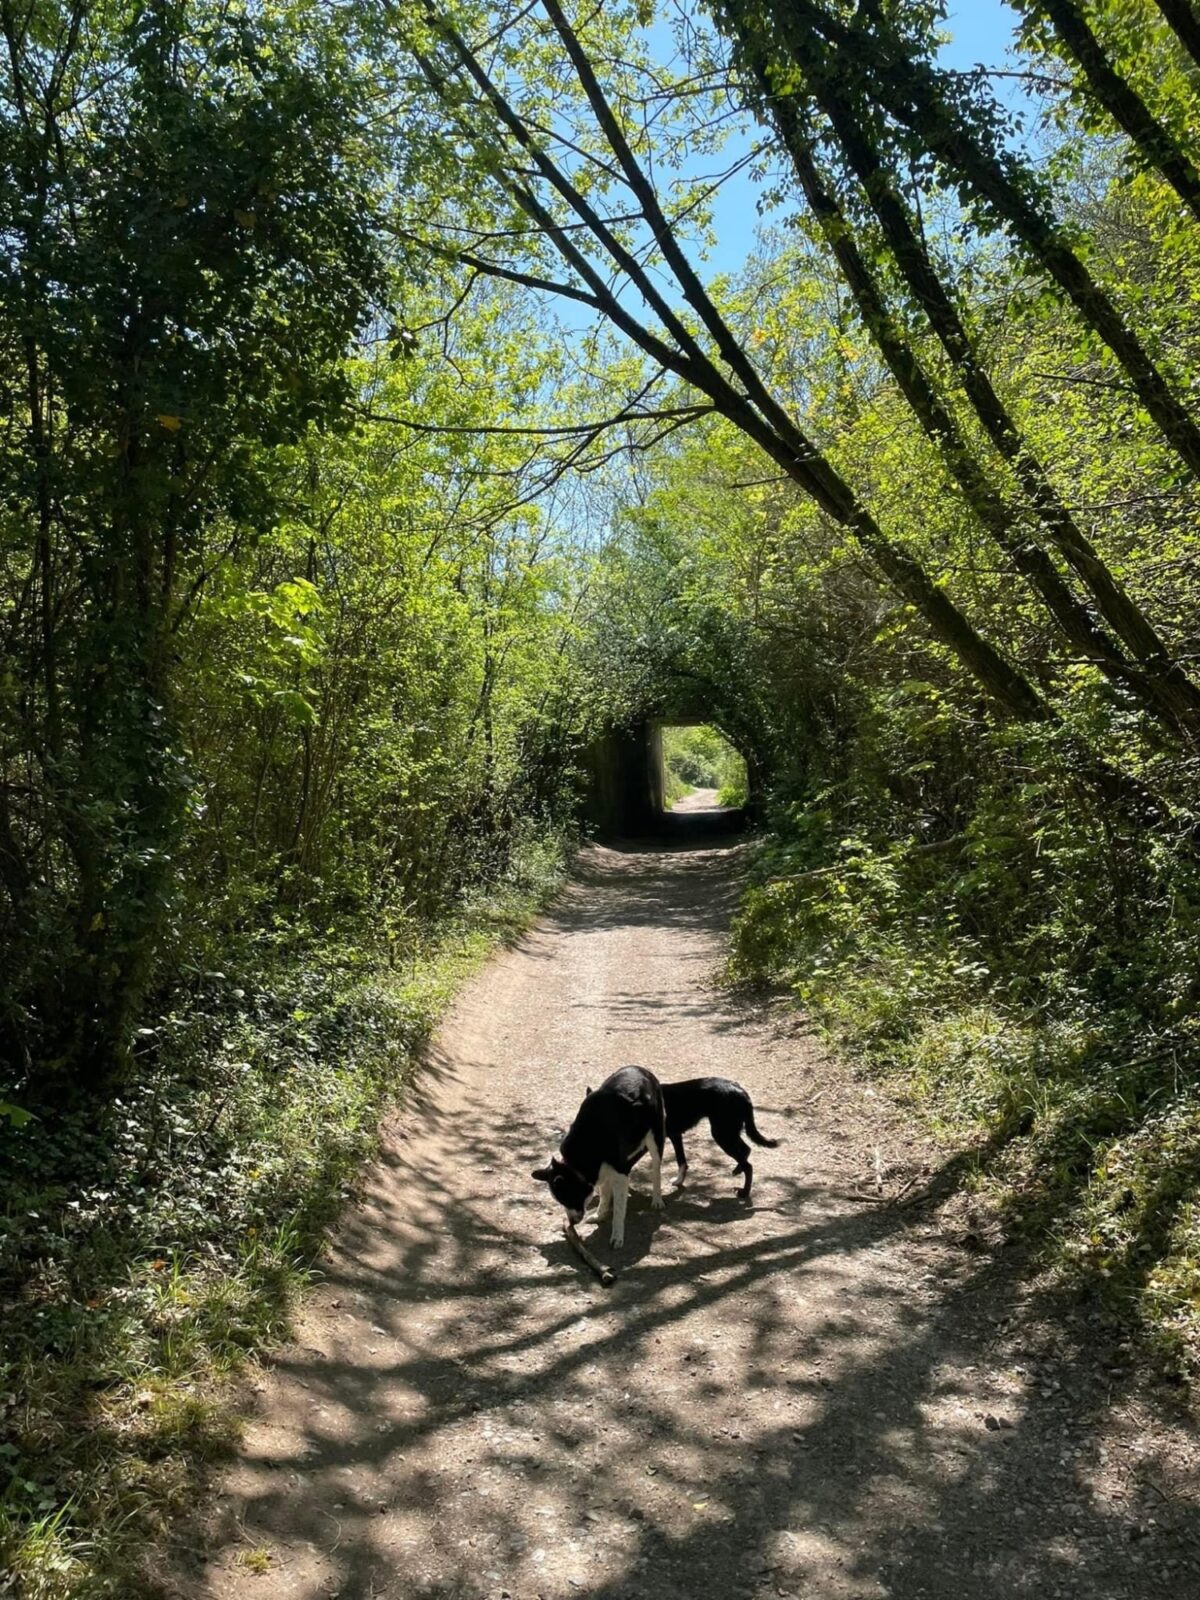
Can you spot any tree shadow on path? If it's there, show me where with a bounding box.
[179,841,1199,1600]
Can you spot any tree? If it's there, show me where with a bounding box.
[755,0,1200,485]
[1154,0,1200,74]
[716,0,1200,739]
[400,0,1049,721]
[1015,0,1200,222]
[0,0,387,1086]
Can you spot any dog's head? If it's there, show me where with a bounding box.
[531,1155,592,1224]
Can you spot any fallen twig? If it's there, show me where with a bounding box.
[839,1170,925,1208]
[564,1219,616,1286]
[887,1172,922,1206]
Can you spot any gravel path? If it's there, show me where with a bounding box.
[175,836,1199,1600]
[669,787,723,814]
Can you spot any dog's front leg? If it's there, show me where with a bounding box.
[594,1172,612,1223]
[649,1141,665,1211]
[608,1172,630,1248]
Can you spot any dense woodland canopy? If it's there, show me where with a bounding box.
[5,0,1200,1590]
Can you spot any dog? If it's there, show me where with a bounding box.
[662,1077,779,1200]
[532,1065,666,1248]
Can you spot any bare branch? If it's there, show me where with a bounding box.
[361,401,714,439]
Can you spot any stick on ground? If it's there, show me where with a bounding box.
[563,1220,616,1286]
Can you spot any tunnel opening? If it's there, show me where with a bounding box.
[654,722,749,818]
[580,713,755,841]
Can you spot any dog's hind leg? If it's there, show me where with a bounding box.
[648,1137,665,1211]
[713,1123,754,1201]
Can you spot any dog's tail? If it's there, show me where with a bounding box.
[744,1104,780,1148]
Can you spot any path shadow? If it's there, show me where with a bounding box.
[176,841,1199,1600]
[182,1085,1199,1600]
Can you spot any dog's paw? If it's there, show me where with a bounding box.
[609,1228,625,1249]
[651,1194,666,1211]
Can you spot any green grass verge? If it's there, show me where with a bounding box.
[0,837,568,1599]
[730,866,1200,1384]
[663,767,693,807]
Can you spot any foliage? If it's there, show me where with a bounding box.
[729,805,1200,1375]
[0,831,567,1598]
[1,9,595,1592]
[7,0,1200,1589]
[561,0,1200,1371]
[0,0,391,1086]
[697,171,1200,1367]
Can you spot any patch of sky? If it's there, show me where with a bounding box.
[692,0,1028,280]
[554,0,1030,317]
[531,2,1034,536]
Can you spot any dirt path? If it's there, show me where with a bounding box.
[175,838,1198,1600]
[670,787,722,813]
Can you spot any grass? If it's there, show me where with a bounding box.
[729,854,1200,1385]
[0,833,569,1599]
[663,766,693,807]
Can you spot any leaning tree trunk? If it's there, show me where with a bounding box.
[420,1,1053,726]
[1153,0,1200,75]
[776,0,1200,489]
[1017,0,1200,223]
[732,7,1200,739]
[743,53,1176,726]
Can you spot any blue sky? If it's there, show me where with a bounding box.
[551,2,1028,332]
[940,0,1021,71]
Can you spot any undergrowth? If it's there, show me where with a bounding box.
[729,821,1200,1383]
[0,832,569,1600]
[663,765,693,807]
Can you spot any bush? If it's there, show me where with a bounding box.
[729,789,1200,1378]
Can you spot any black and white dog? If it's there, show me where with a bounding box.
[663,1077,779,1200]
[532,1065,666,1248]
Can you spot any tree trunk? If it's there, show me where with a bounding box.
[425,3,1051,725]
[1153,0,1200,75]
[1019,0,1200,223]
[781,0,1200,486]
[751,62,1173,723]
[738,14,1200,737]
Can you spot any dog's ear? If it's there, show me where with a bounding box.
[586,1086,593,1095]
[531,1164,554,1183]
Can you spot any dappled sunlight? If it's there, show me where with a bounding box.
[179,842,1199,1600]
[9,4,1200,1595]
